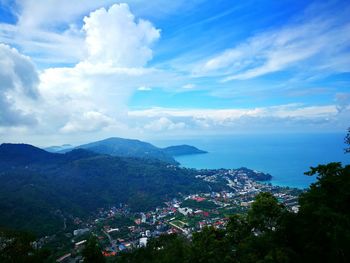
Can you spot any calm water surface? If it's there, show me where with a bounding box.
[152,133,349,189]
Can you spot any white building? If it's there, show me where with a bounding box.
[178,207,193,216]
[141,213,147,223]
[73,228,89,236]
[139,237,148,247]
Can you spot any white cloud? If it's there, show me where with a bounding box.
[0,1,123,65]
[30,4,176,136]
[83,3,160,67]
[0,3,165,136]
[36,63,167,135]
[144,117,186,131]
[129,104,344,133]
[194,6,350,81]
[0,44,39,126]
[0,1,169,66]
[60,111,116,133]
[138,86,152,91]
[130,107,262,120]
[15,0,115,29]
[0,1,348,142]
[13,0,195,29]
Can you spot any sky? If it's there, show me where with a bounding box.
[0,0,349,146]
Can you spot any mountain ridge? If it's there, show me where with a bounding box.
[68,137,178,164]
[45,137,208,164]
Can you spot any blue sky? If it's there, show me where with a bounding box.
[0,0,349,145]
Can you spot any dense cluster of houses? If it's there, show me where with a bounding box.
[52,168,301,262]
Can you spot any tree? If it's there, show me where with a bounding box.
[0,229,51,263]
[299,163,350,262]
[247,192,286,233]
[190,227,232,263]
[226,193,294,263]
[226,214,249,245]
[116,234,190,263]
[82,236,105,263]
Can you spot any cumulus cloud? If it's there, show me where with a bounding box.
[37,64,173,134]
[0,1,164,66]
[83,3,160,67]
[0,3,165,136]
[31,4,164,135]
[0,0,119,65]
[0,44,39,126]
[0,1,348,141]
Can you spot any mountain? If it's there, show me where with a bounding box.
[0,143,223,235]
[58,137,178,164]
[163,145,207,156]
[0,143,98,167]
[0,143,59,167]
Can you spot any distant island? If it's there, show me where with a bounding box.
[45,137,208,164]
[162,145,207,156]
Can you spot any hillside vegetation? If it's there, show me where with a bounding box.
[0,143,222,235]
[116,162,350,263]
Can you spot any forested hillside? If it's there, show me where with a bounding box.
[56,137,178,164]
[0,144,223,235]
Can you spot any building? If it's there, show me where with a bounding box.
[73,228,89,236]
[139,237,148,247]
[141,213,147,223]
[178,207,193,216]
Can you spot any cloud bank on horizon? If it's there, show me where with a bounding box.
[0,0,349,145]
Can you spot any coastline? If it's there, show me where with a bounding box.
[167,133,349,189]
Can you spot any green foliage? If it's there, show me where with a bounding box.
[162,145,207,156]
[117,234,190,263]
[247,192,286,232]
[298,162,350,262]
[116,163,350,263]
[0,145,225,235]
[190,227,232,263]
[2,133,350,262]
[82,236,105,263]
[0,228,51,263]
[226,214,249,245]
[71,137,178,164]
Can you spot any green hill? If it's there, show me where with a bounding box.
[163,145,207,156]
[0,143,222,235]
[59,137,178,164]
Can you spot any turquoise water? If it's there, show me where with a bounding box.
[152,133,349,189]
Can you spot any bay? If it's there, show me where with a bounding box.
[152,133,349,189]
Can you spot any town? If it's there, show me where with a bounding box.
[38,168,302,262]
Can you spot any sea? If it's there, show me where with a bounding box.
[152,133,349,189]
